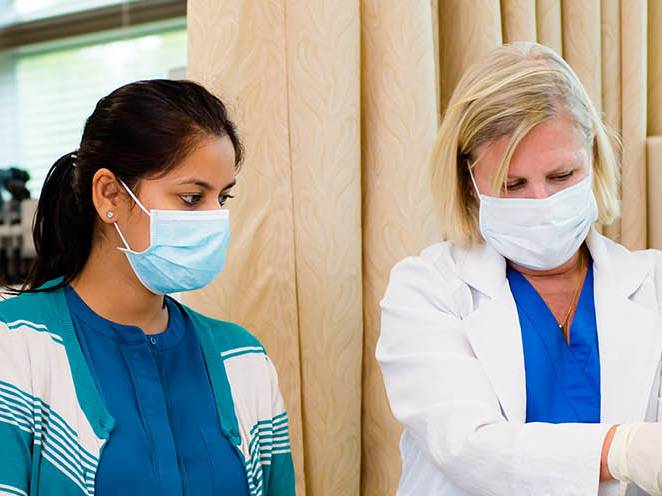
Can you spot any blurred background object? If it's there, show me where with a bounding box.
[0,166,34,285]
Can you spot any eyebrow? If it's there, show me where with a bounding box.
[174,177,236,191]
[506,164,579,179]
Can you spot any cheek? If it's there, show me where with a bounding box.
[471,162,500,196]
[475,174,499,196]
[124,208,152,251]
[140,188,181,211]
[475,176,489,195]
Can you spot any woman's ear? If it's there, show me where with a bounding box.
[91,168,122,224]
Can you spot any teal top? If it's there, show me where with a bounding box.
[0,279,295,496]
[65,286,250,495]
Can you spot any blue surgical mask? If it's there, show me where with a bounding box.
[113,180,231,295]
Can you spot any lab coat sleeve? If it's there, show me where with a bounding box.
[376,255,613,496]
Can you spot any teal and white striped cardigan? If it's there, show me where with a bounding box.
[0,279,295,496]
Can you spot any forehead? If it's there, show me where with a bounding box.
[175,136,236,173]
[144,135,237,189]
[478,117,589,175]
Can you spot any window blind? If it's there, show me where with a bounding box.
[0,17,186,196]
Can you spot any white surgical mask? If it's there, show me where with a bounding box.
[469,168,598,270]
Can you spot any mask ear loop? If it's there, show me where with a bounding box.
[467,162,482,197]
[118,179,151,217]
[113,179,151,252]
[113,223,132,252]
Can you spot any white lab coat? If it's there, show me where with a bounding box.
[377,229,662,496]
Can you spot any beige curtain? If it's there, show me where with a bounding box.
[185,1,662,494]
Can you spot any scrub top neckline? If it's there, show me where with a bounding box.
[506,258,594,347]
[65,285,185,350]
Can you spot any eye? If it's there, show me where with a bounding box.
[219,194,235,207]
[504,179,525,191]
[180,193,202,206]
[550,170,574,182]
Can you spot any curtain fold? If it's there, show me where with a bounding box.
[619,1,648,250]
[649,0,662,136]
[186,1,661,493]
[438,0,502,111]
[601,0,622,241]
[185,2,307,493]
[284,2,364,495]
[360,1,439,493]
[561,1,602,110]
[501,0,537,43]
[536,0,563,54]
[648,137,662,249]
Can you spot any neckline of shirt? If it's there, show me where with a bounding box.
[64,285,187,350]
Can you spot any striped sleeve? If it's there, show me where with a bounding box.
[0,322,33,496]
[265,357,295,496]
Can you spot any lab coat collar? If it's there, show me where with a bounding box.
[585,228,651,299]
[455,228,649,299]
[460,227,662,423]
[453,238,505,299]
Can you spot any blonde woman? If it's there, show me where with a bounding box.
[377,42,662,496]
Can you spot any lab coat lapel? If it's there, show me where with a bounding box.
[456,243,527,422]
[464,285,527,422]
[587,231,662,423]
[456,229,662,424]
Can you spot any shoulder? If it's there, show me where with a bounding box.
[382,240,471,311]
[588,232,662,312]
[628,245,662,272]
[0,290,64,349]
[0,289,54,321]
[387,241,463,287]
[593,232,662,278]
[632,245,662,290]
[0,278,67,324]
[0,290,66,400]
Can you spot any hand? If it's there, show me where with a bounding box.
[608,422,662,495]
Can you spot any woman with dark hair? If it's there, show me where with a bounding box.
[0,79,295,496]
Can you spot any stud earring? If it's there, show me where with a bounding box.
[106,211,114,219]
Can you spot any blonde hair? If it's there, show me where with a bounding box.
[431,41,620,246]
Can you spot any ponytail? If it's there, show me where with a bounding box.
[21,151,95,292]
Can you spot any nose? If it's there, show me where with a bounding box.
[528,182,549,199]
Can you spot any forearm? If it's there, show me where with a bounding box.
[397,405,614,496]
[600,425,617,481]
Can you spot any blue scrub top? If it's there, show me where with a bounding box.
[507,262,601,423]
[65,286,249,496]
